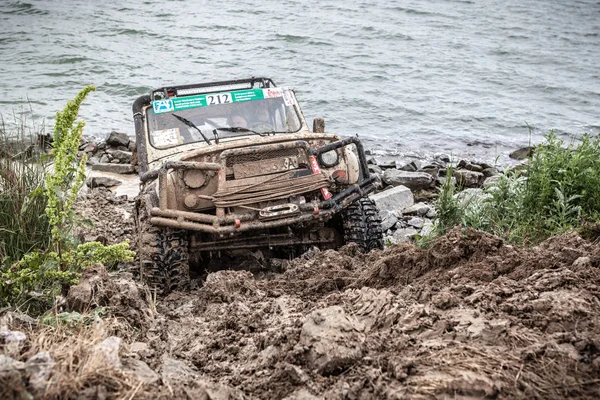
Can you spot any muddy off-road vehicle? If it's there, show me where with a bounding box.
[132,77,383,292]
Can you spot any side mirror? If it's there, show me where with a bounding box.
[313,117,325,133]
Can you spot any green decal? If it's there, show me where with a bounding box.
[153,89,267,114]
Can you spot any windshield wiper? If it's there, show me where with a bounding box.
[214,126,266,137]
[172,114,211,145]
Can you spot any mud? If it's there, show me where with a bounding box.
[3,190,600,399]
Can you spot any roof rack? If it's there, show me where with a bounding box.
[151,77,277,101]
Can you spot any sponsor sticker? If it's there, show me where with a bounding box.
[152,99,174,113]
[152,128,181,147]
[152,88,270,114]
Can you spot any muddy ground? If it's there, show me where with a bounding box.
[2,189,600,399]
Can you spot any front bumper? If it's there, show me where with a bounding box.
[141,137,378,235]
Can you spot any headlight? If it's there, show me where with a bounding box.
[183,170,206,188]
[318,150,339,168]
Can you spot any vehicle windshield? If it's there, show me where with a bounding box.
[146,87,303,149]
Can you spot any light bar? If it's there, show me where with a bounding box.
[177,83,254,96]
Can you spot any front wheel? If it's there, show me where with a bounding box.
[341,197,384,252]
[134,193,190,294]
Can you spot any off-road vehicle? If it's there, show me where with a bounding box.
[132,77,383,292]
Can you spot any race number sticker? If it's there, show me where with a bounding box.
[152,128,181,148]
[206,93,232,105]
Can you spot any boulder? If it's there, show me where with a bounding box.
[453,169,484,188]
[370,185,414,213]
[398,160,421,172]
[402,202,431,216]
[105,131,130,147]
[392,227,419,243]
[406,217,424,229]
[509,146,534,160]
[110,150,132,164]
[298,306,365,375]
[380,210,399,232]
[283,389,324,400]
[123,359,159,385]
[89,336,122,370]
[382,170,434,190]
[25,352,54,395]
[0,327,27,355]
[86,177,122,188]
[454,188,490,206]
[90,163,135,174]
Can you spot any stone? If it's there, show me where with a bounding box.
[127,140,137,152]
[87,156,100,165]
[509,146,534,160]
[453,169,484,188]
[398,160,421,172]
[419,165,440,177]
[0,327,27,355]
[457,160,483,172]
[0,354,25,388]
[283,389,324,400]
[110,159,121,164]
[105,131,130,147]
[129,342,149,353]
[435,153,451,163]
[366,156,377,165]
[380,210,399,232]
[454,188,490,206]
[392,228,419,243]
[83,144,98,154]
[368,164,383,175]
[90,337,122,370]
[298,306,365,375]
[483,175,501,188]
[25,352,54,395]
[90,163,135,174]
[421,220,435,236]
[406,217,424,229]
[377,159,397,169]
[67,279,93,311]
[402,202,431,216]
[99,154,110,164]
[161,358,244,399]
[482,167,498,177]
[122,359,159,385]
[426,207,437,218]
[382,170,434,190]
[86,177,122,188]
[370,185,414,213]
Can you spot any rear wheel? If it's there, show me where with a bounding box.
[134,193,190,294]
[341,197,384,252]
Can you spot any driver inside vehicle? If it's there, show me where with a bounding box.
[229,114,248,128]
[246,100,274,132]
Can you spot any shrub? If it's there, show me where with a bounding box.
[427,132,600,245]
[0,111,51,263]
[0,87,135,313]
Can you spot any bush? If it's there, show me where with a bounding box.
[0,111,52,263]
[0,87,135,313]
[427,132,600,245]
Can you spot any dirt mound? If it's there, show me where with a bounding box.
[3,229,600,399]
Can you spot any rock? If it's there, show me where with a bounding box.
[426,207,437,218]
[482,167,498,177]
[110,159,121,164]
[457,159,483,172]
[398,160,421,172]
[122,359,159,385]
[368,164,383,175]
[377,159,397,169]
[161,358,244,399]
[283,389,324,400]
[406,217,424,229]
[87,156,100,165]
[0,327,27,355]
[99,154,110,164]
[366,156,377,165]
[26,352,54,395]
[281,362,310,385]
[129,342,149,353]
[90,163,135,174]
[0,354,25,390]
[105,131,130,147]
[392,228,419,243]
[509,146,534,160]
[83,144,98,154]
[454,188,490,206]
[380,210,399,232]
[127,140,137,152]
[89,337,122,370]
[421,220,435,236]
[298,306,365,375]
[66,279,93,311]
[453,169,484,188]
[402,202,431,216]
[370,186,414,213]
[382,170,434,190]
[483,175,501,188]
[86,177,122,188]
[419,165,440,177]
[435,153,451,162]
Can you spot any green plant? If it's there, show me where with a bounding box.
[0,110,52,263]
[0,87,135,313]
[426,131,600,246]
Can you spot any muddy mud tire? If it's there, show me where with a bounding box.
[342,197,384,252]
[134,194,190,294]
